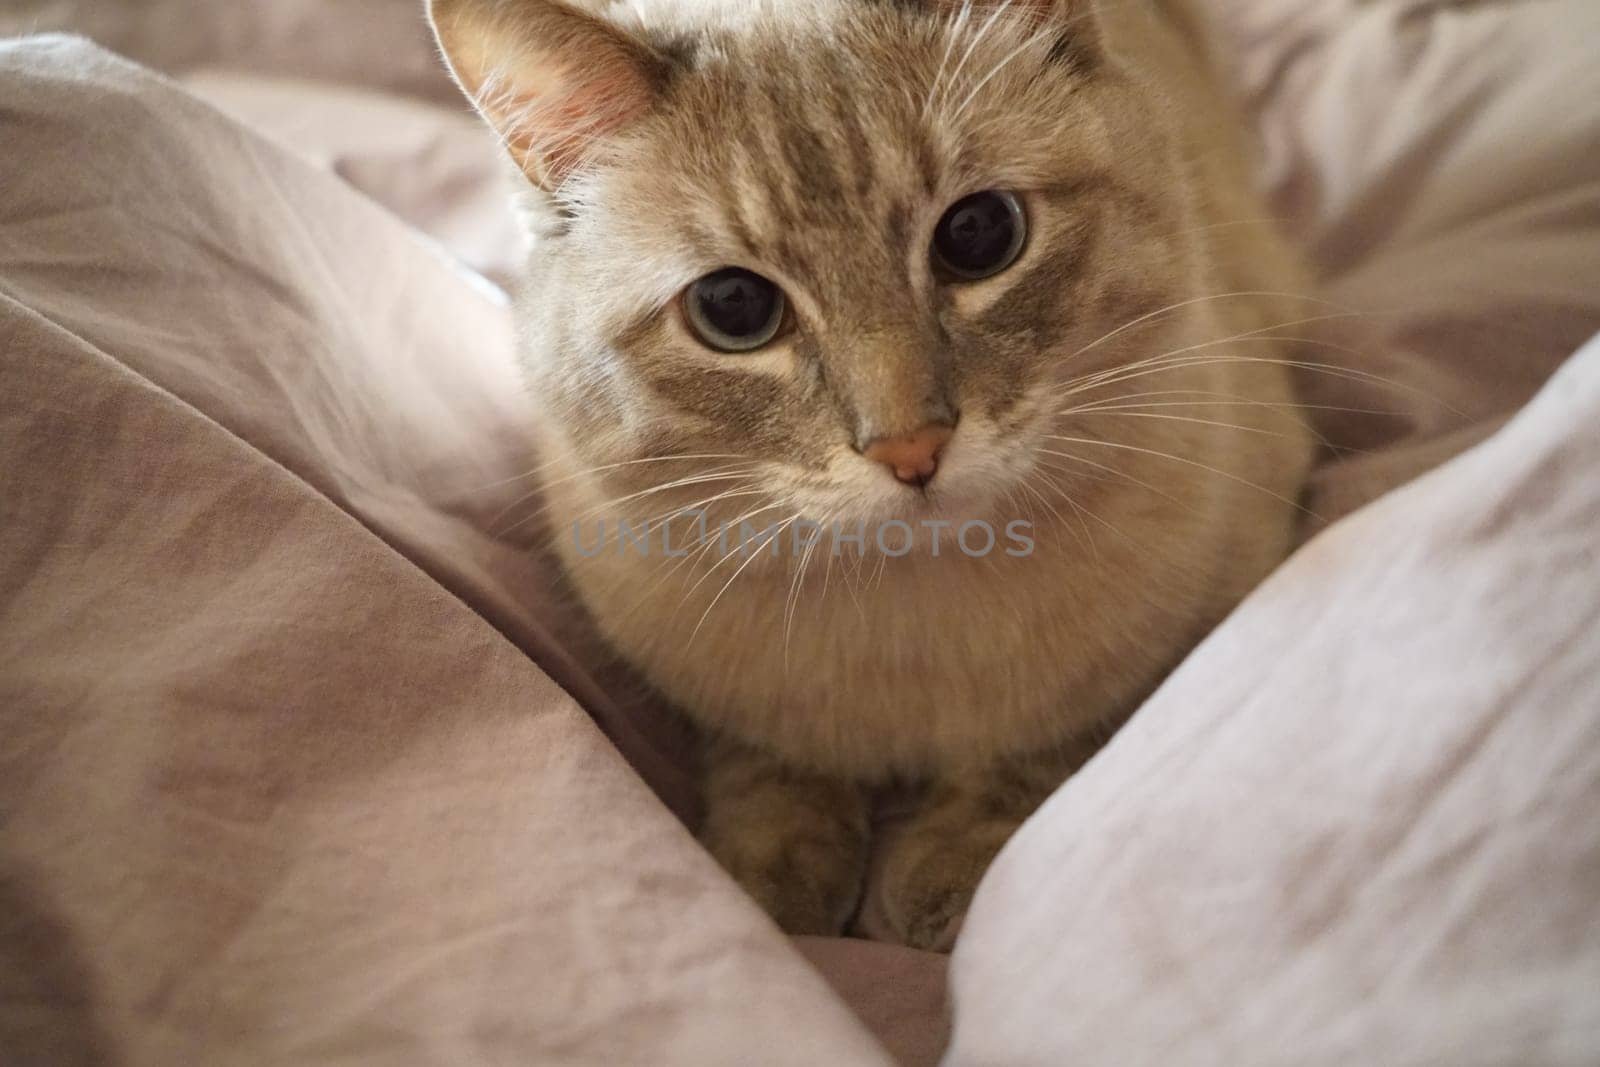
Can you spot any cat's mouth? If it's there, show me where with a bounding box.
[767,422,1049,535]
[817,445,1025,529]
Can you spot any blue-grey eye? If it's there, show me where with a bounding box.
[684,267,786,352]
[932,189,1027,280]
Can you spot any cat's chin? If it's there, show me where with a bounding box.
[829,480,1013,530]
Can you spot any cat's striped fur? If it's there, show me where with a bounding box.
[430,0,1315,948]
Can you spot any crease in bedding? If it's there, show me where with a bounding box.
[2,0,1598,1062]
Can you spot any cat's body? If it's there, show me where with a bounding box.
[430,0,1315,948]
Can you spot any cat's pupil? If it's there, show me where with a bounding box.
[933,190,1026,279]
[696,270,774,335]
[686,267,785,352]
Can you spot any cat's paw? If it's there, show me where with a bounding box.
[877,844,986,952]
[699,738,870,936]
[712,832,867,936]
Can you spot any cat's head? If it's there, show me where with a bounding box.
[431,0,1199,531]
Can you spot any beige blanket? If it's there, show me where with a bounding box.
[2,1,1597,1063]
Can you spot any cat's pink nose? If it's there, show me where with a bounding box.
[862,423,954,488]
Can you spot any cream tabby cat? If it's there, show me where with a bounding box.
[428,0,1315,950]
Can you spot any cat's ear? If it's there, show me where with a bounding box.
[427,0,665,189]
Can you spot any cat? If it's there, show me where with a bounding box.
[428,0,1316,950]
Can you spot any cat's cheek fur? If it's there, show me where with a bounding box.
[546,305,1310,780]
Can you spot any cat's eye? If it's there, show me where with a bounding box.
[683,267,787,353]
[931,189,1027,281]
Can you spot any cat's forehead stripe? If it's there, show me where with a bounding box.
[682,85,939,287]
[721,196,761,258]
[634,9,1133,321]
[777,115,846,216]
[817,49,878,198]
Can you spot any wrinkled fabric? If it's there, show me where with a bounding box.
[1,0,526,288]
[0,37,890,1067]
[1,0,1598,1063]
[948,336,1600,1065]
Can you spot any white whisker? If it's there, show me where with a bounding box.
[1044,434,1317,518]
[1067,291,1355,363]
[691,514,803,643]
[950,22,1052,124]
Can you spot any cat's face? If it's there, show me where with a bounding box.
[435,0,1193,530]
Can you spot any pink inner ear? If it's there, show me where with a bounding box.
[485,57,654,187]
